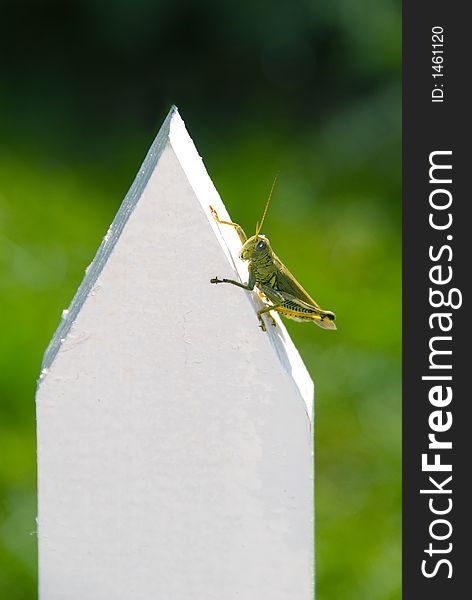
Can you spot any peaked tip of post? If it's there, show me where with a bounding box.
[167,105,181,122]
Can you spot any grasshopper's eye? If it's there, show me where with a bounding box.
[256,240,267,251]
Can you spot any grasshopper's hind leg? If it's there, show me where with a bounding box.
[209,206,248,245]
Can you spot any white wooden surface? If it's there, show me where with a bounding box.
[36,106,314,600]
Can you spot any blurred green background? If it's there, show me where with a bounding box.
[0,1,401,598]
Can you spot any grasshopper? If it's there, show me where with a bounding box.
[210,177,336,332]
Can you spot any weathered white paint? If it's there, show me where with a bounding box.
[36,107,314,600]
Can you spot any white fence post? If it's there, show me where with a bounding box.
[36,106,314,600]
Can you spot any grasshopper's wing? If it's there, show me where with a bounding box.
[273,254,321,307]
[273,255,336,330]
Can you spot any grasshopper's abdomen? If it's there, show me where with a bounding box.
[280,301,336,329]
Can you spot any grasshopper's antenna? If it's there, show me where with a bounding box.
[256,173,279,236]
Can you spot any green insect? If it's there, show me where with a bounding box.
[210,177,337,332]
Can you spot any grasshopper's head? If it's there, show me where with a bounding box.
[239,234,272,262]
[240,174,278,262]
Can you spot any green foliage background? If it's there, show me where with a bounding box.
[0,1,401,598]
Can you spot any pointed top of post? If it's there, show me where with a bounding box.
[39,106,314,421]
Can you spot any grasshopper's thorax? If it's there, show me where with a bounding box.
[239,235,276,282]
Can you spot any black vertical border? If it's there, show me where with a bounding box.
[403,2,469,598]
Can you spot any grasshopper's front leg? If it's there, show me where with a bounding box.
[210,269,255,291]
[209,206,248,245]
[210,277,254,290]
